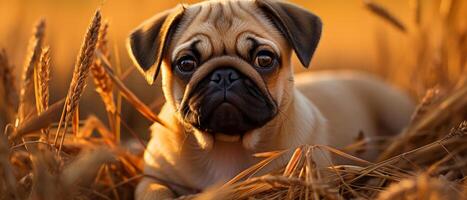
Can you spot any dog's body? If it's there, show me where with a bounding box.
[127,0,414,199]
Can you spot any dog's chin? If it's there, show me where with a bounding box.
[191,102,255,143]
[189,102,266,150]
[192,129,261,151]
[205,102,254,135]
[214,133,242,142]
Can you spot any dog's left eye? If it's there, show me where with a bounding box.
[255,50,276,68]
[176,55,198,72]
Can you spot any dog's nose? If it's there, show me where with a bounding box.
[210,68,240,86]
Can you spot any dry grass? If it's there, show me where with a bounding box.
[0,0,466,199]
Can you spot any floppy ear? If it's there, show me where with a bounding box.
[127,5,185,85]
[256,0,322,68]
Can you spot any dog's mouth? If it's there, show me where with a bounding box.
[180,67,277,137]
[207,102,244,134]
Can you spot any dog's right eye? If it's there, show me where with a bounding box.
[176,55,198,72]
[254,50,277,69]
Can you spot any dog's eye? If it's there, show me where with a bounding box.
[255,51,275,68]
[177,55,197,72]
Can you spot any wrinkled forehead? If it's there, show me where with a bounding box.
[169,0,288,56]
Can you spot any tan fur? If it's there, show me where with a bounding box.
[129,1,414,199]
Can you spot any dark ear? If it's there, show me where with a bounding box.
[256,0,322,68]
[127,5,185,84]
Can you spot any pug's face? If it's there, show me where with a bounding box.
[127,0,321,146]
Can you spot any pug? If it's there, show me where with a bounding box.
[127,0,414,199]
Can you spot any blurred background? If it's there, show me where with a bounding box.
[0,0,465,140]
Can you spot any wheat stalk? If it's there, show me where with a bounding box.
[16,19,46,128]
[379,85,467,160]
[409,0,421,26]
[409,88,441,125]
[91,21,118,140]
[96,51,171,129]
[37,47,50,113]
[363,0,407,33]
[377,174,460,200]
[0,49,18,127]
[91,22,115,114]
[14,99,65,138]
[34,47,51,141]
[112,44,123,145]
[53,10,101,152]
[0,134,19,199]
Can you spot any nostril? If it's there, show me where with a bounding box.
[211,73,222,83]
[229,71,240,82]
[210,68,241,85]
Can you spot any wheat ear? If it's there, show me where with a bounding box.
[53,10,101,152]
[17,19,45,127]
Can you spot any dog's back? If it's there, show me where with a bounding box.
[295,71,414,160]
